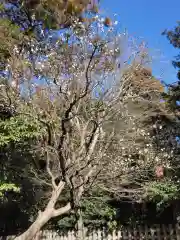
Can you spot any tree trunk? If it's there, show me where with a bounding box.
[75,208,85,240]
[14,182,70,240]
[14,209,53,240]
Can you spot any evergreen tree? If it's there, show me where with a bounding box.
[163,21,180,81]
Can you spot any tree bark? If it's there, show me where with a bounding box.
[14,209,53,240]
[14,182,71,240]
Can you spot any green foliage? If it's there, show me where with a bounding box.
[55,189,117,231]
[82,197,116,228]
[0,19,23,69]
[0,0,97,71]
[0,19,22,40]
[0,115,44,146]
[163,21,180,80]
[162,75,180,110]
[0,182,20,198]
[0,3,4,11]
[144,181,179,210]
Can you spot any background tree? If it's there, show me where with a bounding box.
[99,61,180,209]
[0,0,101,71]
[162,21,180,81]
[157,21,180,220]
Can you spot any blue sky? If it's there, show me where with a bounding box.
[101,0,180,84]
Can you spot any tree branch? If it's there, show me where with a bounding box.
[52,203,71,217]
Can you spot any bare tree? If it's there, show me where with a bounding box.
[1,16,125,240]
[2,14,169,238]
